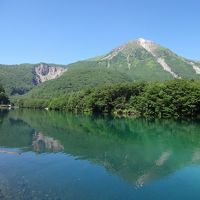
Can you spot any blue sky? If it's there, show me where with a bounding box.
[0,0,200,64]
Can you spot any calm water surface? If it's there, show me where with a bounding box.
[0,109,200,199]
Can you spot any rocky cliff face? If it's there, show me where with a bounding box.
[34,63,66,84]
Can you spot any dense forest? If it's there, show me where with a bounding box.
[0,64,36,95]
[0,84,10,105]
[17,79,200,119]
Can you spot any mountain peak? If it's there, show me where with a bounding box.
[100,38,157,62]
[137,38,153,43]
[125,38,155,46]
[136,38,156,48]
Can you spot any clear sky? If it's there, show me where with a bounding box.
[0,0,200,64]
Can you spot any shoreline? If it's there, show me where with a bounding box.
[14,107,200,121]
[0,105,12,109]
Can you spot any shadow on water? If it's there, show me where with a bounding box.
[0,109,9,124]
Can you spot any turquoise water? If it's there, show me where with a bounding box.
[0,109,200,199]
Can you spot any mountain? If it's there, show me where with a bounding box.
[23,38,200,99]
[0,63,67,95]
[1,38,200,99]
[91,38,200,80]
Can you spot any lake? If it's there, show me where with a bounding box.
[0,109,200,199]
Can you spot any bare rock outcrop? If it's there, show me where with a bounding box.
[34,63,66,84]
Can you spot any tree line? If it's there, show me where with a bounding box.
[0,84,10,105]
[18,79,200,119]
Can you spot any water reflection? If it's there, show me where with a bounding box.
[0,110,200,199]
[32,132,64,153]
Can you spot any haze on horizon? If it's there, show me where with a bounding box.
[0,0,199,64]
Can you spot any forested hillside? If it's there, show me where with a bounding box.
[0,64,35,95]
[23,64,132,99]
